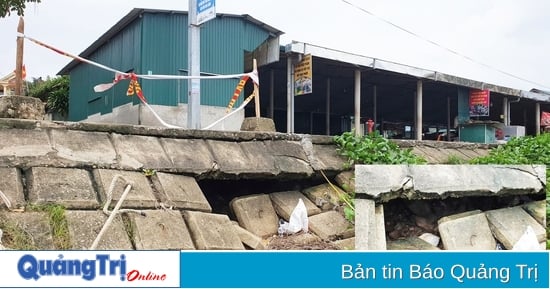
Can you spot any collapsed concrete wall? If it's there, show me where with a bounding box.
[0,118,506,250]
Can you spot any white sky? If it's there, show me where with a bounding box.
[0,0,549,91]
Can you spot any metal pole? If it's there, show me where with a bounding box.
[326,78,331,135]
[373,85,377,132]
[15,17,24,96]
[535,102,541,135]
[416,80,423,140]
[269,69,274,119]
[354,69,361,136]
[188,0,201,129]
[447,95,451,141]
[502,97,508,126]
[286,55,294,133]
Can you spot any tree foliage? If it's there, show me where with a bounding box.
[0,0,40,17]
[28,75,69,116]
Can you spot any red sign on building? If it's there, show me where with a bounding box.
[469,89,490,117]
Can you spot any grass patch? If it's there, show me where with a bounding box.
[0,219,38,250]
[27,204,71,249]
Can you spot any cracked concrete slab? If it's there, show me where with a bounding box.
[131,209,195,250]
[485,206,546,249]
[183,210,244,250]
[230,194,279,237]
[270,191,321,221]
[94,169,158,209]
[0,167,25,209]
[65,210,132,250]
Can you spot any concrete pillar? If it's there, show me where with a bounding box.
[355,198,386,250]
[503,97,509,126]
[354,69,361,136]
[373,85,378,131]
[535,102,541,135]
[286,55,294,133]
[2,85,8,96]
[415,80,423,140]
[326,78,331,136]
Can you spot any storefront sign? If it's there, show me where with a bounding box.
[294,54,312,95]
[469,89,490,117]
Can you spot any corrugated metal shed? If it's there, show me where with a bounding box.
[61,8,283,121]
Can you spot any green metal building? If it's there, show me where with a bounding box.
[59,8,282,122]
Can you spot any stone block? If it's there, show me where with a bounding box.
[302,183,344,211]
[310,144,346,171]
[131,210,195,250]
[232,221,266,250]
[335,171,355,193]
[183,211,244,250]
[160,138,215,175]
[264,140,313,176]
[0,128,52,158]
[0,168,25,209]
[270,191,321,221]
[0,95,45,120]
[387,237,441,250]
[240,117,276,132]
[27,167,99,209]
[485,206,546,249]
[51,129,116,166]
[521,200,546,226]
[0,212,55,249]
[94,169,157,209]
[438,210,496,250]
[230,194,279,237]
[308,210,354,241]
[111,133,172,170]
[154,172,211,212]
[65,210,132,250]
[332,237,355,250]
[355,199,386,250]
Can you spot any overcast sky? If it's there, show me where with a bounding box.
[1,0,549,91]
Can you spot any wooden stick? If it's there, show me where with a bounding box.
[253,59,260,118]
[15,17,24,95]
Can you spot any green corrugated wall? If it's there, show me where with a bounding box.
[68,11,273,121]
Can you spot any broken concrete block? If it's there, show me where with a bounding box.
[335,171,355,193]
[154,172,212,212]
[308,210,354,241]
[332,237,355,250]
[0,211,55,249]
[438,210,496,250]
[0,168,25,210]
[387,237,441,250]
[230,194,279,237]
[111,133,172,170]
[521,200,546,227]
[65,210,132,250]
[232,221,266,250]
[302,183,344,211]
[93,169,157,209]
[485,206,546,249]
[183,211,244,250]
[270,191,321,221]
[131,210,195,250]
[51,129,117,166]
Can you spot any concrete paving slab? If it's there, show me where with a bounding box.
[308,210,354,241]
[485,206,546,249]
[264,140,313,176]
[94,169,158,209]
[387,237,441,250]
[521,200,546,226]
[411,147,439,164]
[183,210,244,250]
[51,129,116,166]
[302,183,344,211]
[0,128,52,158]
[270,191,321,221]
[230,194,279,237]
[206,140,278,177]
[355,165,546,202]
[438,210,496,250]
[131,209,195,250]
[111,133,172,170]
[0,168,25,209]
[160,138,215,175]
[154,172,211,212]
[0,212,55,249]
[310,144,346,171]
[65,210,132,250]
[232,221,266,250]
[27,167,99,209]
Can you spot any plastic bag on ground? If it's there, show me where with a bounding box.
[512,226,541,251]
[278,198,308,235]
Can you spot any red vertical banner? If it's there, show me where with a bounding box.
[541,111,550,126]
[469,89,490,117]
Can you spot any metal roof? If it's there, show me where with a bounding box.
[285,41,550,103]
[58,8,283,75]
